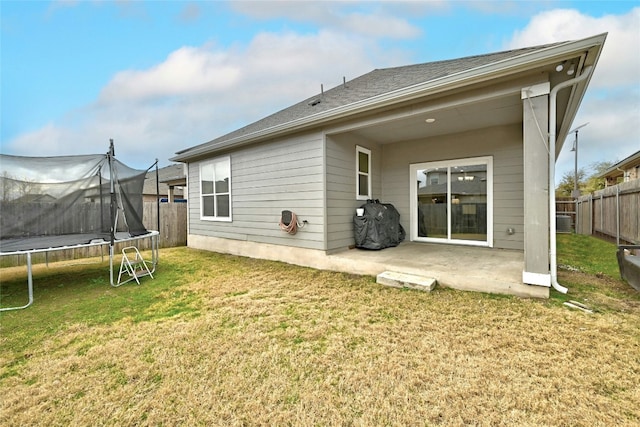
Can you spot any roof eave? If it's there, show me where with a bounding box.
[172,33,607,163]
[598,150,640,178]
[554,33,607,156]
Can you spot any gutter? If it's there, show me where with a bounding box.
[548,65,594,294]
[599,151,640,178]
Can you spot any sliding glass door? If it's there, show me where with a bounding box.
[410,156,493,247]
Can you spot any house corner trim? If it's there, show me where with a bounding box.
[521,82,550,99]
[522,271,551,287]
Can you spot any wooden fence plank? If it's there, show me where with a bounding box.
[1,202,187,267]
[573,180,639,244]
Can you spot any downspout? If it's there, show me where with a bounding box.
[548,65,593,294]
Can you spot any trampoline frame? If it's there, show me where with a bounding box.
[0,230,159,312]
[1,140,162,312]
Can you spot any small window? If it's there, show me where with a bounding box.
[356,145,371,200]
[200,156,231,221]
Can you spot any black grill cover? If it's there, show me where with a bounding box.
[353,200,405,250]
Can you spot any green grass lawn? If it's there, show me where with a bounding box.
[1,235,639,426]
[557,233,622,278]
[555,233,639,311]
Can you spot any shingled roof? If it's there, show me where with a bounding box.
[173,41,565,161]
[143,164,185,197]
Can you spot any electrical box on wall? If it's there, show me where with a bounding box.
[281,210,293,227]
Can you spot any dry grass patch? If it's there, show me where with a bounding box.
[1,247,639,426]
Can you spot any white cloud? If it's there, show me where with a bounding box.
[507,7,640,88]
[7,123,70,157]
[99,47,242,102]
[231,1,422,39]
[6,29,406,168]
[343,12,421,39]
[9,3,637,177]
[230,1,332,21]
[178,2,201,23]
[507,8,640,180]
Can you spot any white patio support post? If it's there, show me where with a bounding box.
[167,186,174,203]
[521,82,551,287]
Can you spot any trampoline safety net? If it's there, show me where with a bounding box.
[0,151,148,253]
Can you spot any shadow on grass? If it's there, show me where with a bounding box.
[1,249,203,368]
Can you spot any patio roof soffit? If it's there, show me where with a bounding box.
[323,74,549,139]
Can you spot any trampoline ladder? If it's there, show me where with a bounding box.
[117,246,154,286]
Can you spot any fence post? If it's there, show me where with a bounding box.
[616,186,620,245]
[558,180,638,243]
[600,193,603,232]
[589,194,593,235]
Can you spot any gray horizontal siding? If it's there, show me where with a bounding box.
[325,134,381,250]
[187,133,326,250]
[380,124,524,250]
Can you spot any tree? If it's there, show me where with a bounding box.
[583,161,613,193]
[555,160,615,197]
[0,171,36,201]
[556,168,586,197]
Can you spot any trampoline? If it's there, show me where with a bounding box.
[1,140,159,311]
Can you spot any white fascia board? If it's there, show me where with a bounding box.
[174,34,607,162]
[554,34,607,153]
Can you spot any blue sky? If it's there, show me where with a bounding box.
[1,1,639,181]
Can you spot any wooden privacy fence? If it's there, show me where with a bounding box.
[575,180,640,244]
[1,202,187,267]
[419,203,488,236]
[142,201,187,249]
[556,197,576,233]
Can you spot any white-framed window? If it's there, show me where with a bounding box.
[200,156,231,221]
[410,156,493,247]
[356,145,371,200]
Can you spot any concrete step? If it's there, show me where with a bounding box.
[376,271,437,292]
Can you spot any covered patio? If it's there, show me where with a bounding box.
[322,243,547,298]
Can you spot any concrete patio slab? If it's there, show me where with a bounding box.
[323,242,548,298]
[188,235,549,298]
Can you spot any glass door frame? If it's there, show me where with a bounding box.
[409,156,493,247]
